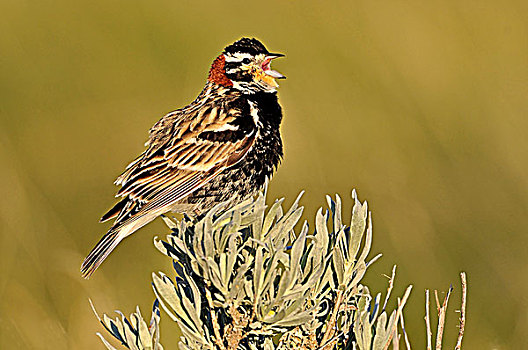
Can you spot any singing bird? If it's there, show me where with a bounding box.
[81,38,285,278]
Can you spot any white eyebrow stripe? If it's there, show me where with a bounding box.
[224,52,254,62]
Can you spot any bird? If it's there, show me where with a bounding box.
[81,38,286,278]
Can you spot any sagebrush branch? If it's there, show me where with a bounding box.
[91,190,469,350]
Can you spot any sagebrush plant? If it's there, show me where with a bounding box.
[91,190,444,349]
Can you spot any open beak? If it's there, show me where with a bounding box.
[263,53,286,79]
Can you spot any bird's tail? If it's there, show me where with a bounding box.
[81,228,124,279]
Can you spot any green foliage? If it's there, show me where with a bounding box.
[93,190,414,349]
[91,299,163,350]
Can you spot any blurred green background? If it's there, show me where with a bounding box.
[1,0,527,348]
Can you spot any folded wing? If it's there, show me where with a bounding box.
[106,99,256,227]
[81,98,256,278]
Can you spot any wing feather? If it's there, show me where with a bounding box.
[101,96,256,226]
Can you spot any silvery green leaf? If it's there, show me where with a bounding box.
[180,269,201,317]
[179,291,202,333]
[333,244,345,286]
[273,294,311,323]
[219,253,228,287]
[152,273,195,331]
[177,341,191,350]
[369,293,382,325]
[96,333,119,350]
[161,215,178,230]
[263,337,274,350]
[246,192,266,231]
[219,211,241,250]
[262,198,284,239]
[315,208,330,252]
[273,194,303,234]
[358,214,373,265]
[290,222,307,278]
[326,195,335,218]
[371,312,389,349]
[244,278,254,300]
[283,207,304,233]
[169,235,188,255]
[372,311,395,350]
[336,227,349,262]
[333,194,343,233]
[205,257,225,293]
[261,259,279,298]
[192,223,204,262]
[153,236,175,258]
[226,233,240,273]
[273,310,313,328]
[253,246,265,303]
[349,191,368,260]
[231,260,252,300]
[289,191,305,213]
[177,318,209,346]
[202,217,214,258]
[150,301,163,350]
[354,309,371,350]
[135,307,152,349]
[268,206,303,250]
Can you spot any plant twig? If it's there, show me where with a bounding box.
[382,265,397,312]
[435,286,453,350]
[225,305,249,350]
[320,290,345,346]
[455,272,467,350]
[392,327,400,350]
[425,290,432,350]
[205,284,226,350]
[382,285,413,350]
[397,297,411,350]
[434,290,441,314]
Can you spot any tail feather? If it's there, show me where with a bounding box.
[100,197,128,223]
[82,206,167,278]
[81,229,123,279]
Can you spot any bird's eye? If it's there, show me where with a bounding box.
[242,58,250,64]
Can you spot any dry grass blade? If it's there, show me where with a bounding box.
[435,286,453,350]
[382,265,397,312]
[425,290,432,350]
[434,290,441,315]
[382,285,413,350]
[455,272,468,350]
[398,297,411,350]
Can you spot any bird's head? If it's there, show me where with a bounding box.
[208,37,285,93]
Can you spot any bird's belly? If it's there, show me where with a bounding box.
[183,146,280,214]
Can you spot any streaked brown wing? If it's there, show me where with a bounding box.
[101,99,255,225]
